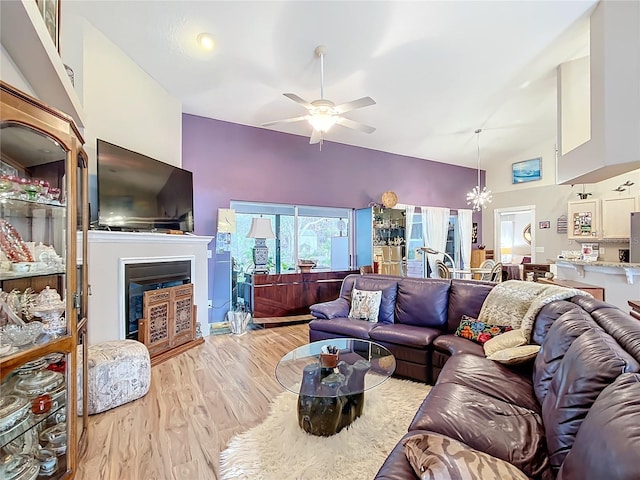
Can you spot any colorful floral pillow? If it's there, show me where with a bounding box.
[454,315,513,344]
[348,288,383,322]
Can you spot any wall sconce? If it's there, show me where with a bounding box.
[246,217,275,273]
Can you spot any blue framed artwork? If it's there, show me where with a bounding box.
[512,157,542,184]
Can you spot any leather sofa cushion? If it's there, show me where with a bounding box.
[308,318,377,339]
[533,310,598,404]
[371,340,429,365]
[557,373,640,480]
[531,300,582,345]
[432,334,485,357]
[309,297,350,319]
[542,328,640,471]
[437,353,540,413]
[590,308,640,360]
[354,277,399,324]
[408,382,550,478]
[369,323,440,348]
[570,294,615,313]
[446,279,494,333]
[394,278,450,328]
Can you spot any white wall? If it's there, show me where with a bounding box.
[1,46,35,95]
[559,56,590,155]
[486,139,558,194]
[484,168,640,262]
[80,20,182,169]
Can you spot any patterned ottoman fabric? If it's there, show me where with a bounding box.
[77,340,151,415]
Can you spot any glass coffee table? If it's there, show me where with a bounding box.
[275,338,396,436]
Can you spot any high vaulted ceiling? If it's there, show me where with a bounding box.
[65,1,597,169]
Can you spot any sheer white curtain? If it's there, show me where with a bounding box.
[402,204,415,255]
[458,209,473,270]
[421,206,450,278]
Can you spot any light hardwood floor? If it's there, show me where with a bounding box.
[77,324,309,480]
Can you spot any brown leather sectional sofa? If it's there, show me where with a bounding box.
[309,275,640,479]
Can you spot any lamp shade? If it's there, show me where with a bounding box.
[247,217,275,239]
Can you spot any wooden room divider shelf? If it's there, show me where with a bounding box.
[138,283,204,366]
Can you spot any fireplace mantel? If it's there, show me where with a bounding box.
[83,231,213,345]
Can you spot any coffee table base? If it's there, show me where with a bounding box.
[297,392,364,437]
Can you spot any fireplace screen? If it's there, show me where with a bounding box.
[125,260,191,340]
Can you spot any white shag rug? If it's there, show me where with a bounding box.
[220,378,431,480]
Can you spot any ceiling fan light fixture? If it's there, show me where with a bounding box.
[308,113,337,133]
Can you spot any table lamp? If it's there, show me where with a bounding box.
[247,217,275,273]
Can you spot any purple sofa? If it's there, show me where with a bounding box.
[374,296,640,480]
[308,274,495,383]
[309,275,640,479]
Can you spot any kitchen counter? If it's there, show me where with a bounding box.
[555,259,640,313]
[556,259,640,268]
[555,259,640,284]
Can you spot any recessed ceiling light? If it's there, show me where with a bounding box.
[197,33,215,50]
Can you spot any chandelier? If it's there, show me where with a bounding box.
[466,128,492,212]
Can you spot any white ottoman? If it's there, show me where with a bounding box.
[78,340,151,415]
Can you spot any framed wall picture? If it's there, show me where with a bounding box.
[36,0,60,51]
[512,157,542,184]
[539,220,550,229]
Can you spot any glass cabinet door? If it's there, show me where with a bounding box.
[75,150,89,456]
[1,80,86,480]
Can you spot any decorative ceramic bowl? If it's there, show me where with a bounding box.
[0,395,30,432]
[14,370,63,398]
[39,423,66,444]
[0,454,39,480]
[15,357,48,375]
[34,449,57,476]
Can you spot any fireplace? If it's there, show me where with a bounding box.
[124,260,191,340]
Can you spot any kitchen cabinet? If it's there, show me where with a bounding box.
[568,199,600,240]
[0,81,89,479]
[601,196,637,239]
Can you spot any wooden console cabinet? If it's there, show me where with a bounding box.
[250,270,358,318]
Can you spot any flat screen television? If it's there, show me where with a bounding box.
[97,139,194,232]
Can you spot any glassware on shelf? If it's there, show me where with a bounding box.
[0,453,39,480]
[1,322,44,348]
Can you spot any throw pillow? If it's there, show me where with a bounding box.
[487,345,541,365]
[483,328,528,357]
[348,288,382,322]
[403,433,529,480]
[454,315,513,345]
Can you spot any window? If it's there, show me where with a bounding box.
[230,201,351,274]
[405,208,460,277]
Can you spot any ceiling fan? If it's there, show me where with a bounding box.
[262,45,376,147]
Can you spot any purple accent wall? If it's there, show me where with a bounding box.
[182,114,485,322]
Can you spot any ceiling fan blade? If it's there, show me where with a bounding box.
[334,96,376,114]
[261,115,308,127]
[336,117,376,134]
[283,93,313,110]
[309,129,322,144]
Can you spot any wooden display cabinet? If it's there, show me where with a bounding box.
[355,206,406,272]
[0,81,89,478]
